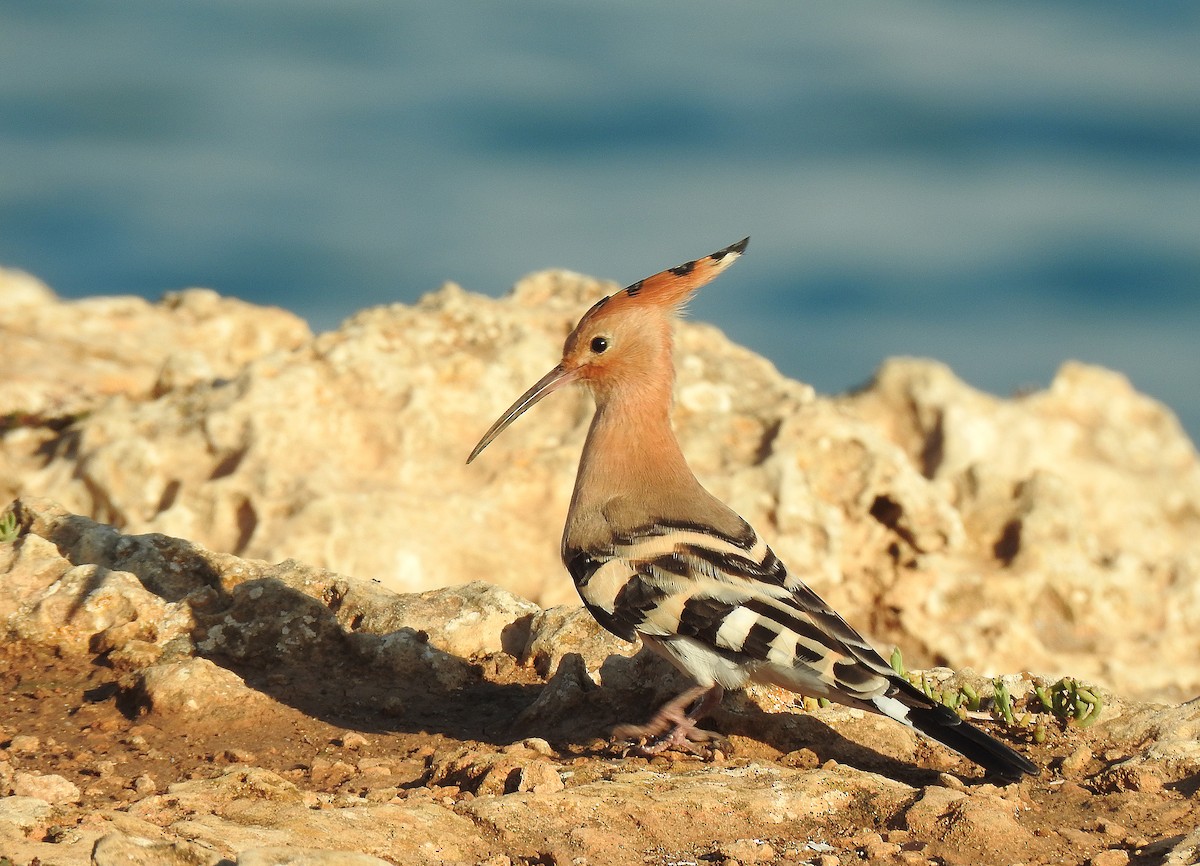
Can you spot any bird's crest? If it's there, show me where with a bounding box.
[590,237,749,321]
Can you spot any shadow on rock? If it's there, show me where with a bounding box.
[4,496,990,777]
[7,497,557,745]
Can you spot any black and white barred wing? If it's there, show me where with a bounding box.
[564,522,901,703]
[567,522,1038,779]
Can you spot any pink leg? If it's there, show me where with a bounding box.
[613,683,726,755]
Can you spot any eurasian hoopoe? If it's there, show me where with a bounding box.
[468,238,1037,781]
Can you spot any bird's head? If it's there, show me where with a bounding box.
[467,237,749,463]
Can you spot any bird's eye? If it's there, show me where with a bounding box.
[590,336,609,354]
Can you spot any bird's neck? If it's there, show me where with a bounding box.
[564,376,732,552]
[581,380,693,497]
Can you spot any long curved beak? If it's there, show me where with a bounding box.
[467,364,581,463]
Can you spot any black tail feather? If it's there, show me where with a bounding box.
[906,703,1038,781]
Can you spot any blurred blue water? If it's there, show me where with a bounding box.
[1,1,1198,442]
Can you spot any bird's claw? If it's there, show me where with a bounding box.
[612,722,728,758]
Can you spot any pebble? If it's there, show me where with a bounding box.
[864,839,901,860]
[520,737,555,756]
[1090,850,1130,866]
[12,771,81,805]
[515,762,565,795]
[310,757,356,787]
[716,839,776,863]
[1061,745,1093,776]
[9,735,40,754]
[356,761,394,780]
[365,787,403,803]
[1099,821,1129,839]
[780,748,819,769]
[1096,764,1164,794]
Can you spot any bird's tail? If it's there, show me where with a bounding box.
[874,684,1038,781]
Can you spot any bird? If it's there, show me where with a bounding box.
[467,237,1037,781]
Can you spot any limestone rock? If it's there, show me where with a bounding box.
[127,768,491,865]
[0,500,513,696]
[519,603,637,678]
[14,562,191,655]
[2,268,1199,705]
[1,494,1200,865]
[0,270,309,524]
[12,771,81,804]
[511,651,597,734]
[0,269,310,424]
[344,579,540,659]
[903,783,1045,863]
[1093,696,1200,772]
[0,795,53,832]
[135,658,274,721]
[4,273,811,613]
[426,743,565,796]
[0,532,72,622]
[1164,826,1200,866]
[844,358,1200,699]
[236,850,395,866]
[353,625,481,692]
[92,831,224,866]
[460,762,916,865]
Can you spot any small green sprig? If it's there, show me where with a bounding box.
[992,676,1017,725]
[1033,677,1104,728]
[0,509,18,543]
[888,647,1103,731]
[890,647,981,716]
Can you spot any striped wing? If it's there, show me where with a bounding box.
[563,521,900,701]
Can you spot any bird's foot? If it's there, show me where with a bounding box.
[616,721,726,758]
[611,683,728,758]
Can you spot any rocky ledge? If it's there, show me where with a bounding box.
[1,268,1199,865]
[0,497,1199,866]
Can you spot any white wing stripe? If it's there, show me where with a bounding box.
[713,606,759,652]
[586,559,635,613]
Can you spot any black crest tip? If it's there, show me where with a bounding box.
[715,236,750,260]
